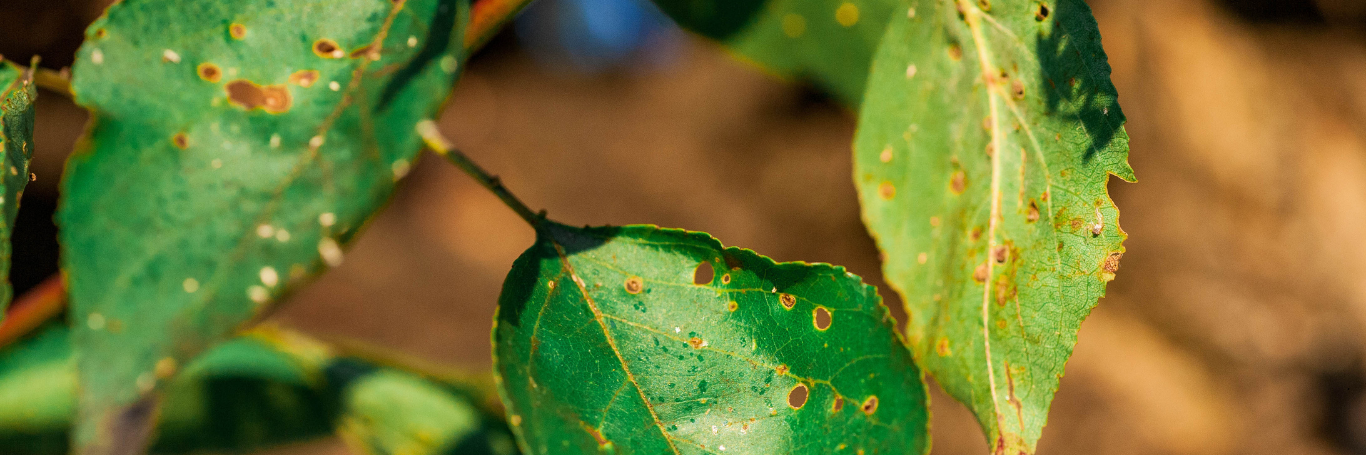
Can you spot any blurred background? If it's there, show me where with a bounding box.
[4,0,1366,453]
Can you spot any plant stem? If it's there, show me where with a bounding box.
[465,0,539,52]
[417,120,542,227]
[0,275,66,349]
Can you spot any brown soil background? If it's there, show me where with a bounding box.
[5,0,1366,453]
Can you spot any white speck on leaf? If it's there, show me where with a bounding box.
[162,49,180,63]
[260,267,279,287]
[182,278,199,293]
[256,224,274,238]
[319,212,336,227]
[319,238,343,267]
[91,49,104,64]
[248,285,269,304]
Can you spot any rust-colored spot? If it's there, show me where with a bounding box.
[624,276,644,294]
[985,142,995,157]
[779,293,797,310]
[229,23,247,39]
[832,396,845,412]
[978,0,991,11]
[776,364,789,376]
[93,28,107,39]
[171,133,189,149]
[861,396,879,415]
[996,319,1007,329]
[349,44,380,60]
[992,246,1008,263]
[225,80,292,114]
[930,216,941,227]
[936,337,951,356]
[813,307,832,330]
[288,70,320,88]
[970,226,983,242]
[878,181,896,200]
[948,43,963,60]
[973,262,989,283]
[1102,252,1123,273]
[950,171,966,194]
[728,301,738,312]
[197,63,222,82]
[1012,79,1026,99]
[1036,3,1050,21]
[1070,218,1084,231]
[982,115,992,131]
[154,357,177,379]
[1026,201,1040,222]
[720,273,731,285]
[313,39,344,58]
[687,337,704,349]
[787,384,809,409]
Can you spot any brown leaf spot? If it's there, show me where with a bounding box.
[992,246,1008,263]
[970,226,983,242]
[996,319,1007,329]
[1012,79,1025,99]
[1102,252,1123,273]
[171,133,189,149]
[973,262,989,283]
[687,337,704,349]
[93,28,106,39]
[832,396,845,412]
[930,216,941,227]
[787,384,809,409]
[727,301,738,312]
[977,0,991,11]
[775,364,789,376]
[229,23,247,40]
[860,396,879,415]
[813,307,832,330]
[623,276,644,294]
[950,171,966,194]
[1026,201,1040,222]
[936,337,951,356]
[349,44,381,60]
[878,181,896,200]
[225,80,292,114]
[1070,218,1084,231]
[313,39,344,58]
[948,43,963,60]
[779,293,797,310]
[288,70,320,88]
[720,273,731,285]
[197,63,221,82]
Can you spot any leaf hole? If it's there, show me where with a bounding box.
[693,261,714,285]
[1036,3,1050,21]
[813,307,832,330]
[787,384,809,409]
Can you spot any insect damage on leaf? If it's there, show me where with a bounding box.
[493,223,929,454]
[0,60,37,324]
[58,0,471,452]
[852,0,1133,452]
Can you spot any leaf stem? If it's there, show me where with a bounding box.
[465,0,539,52]
[0,275,66,349]
[417,120,542,227]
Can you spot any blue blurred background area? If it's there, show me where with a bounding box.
[514,0,684,74]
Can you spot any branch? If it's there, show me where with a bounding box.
[0,275,66,349]
[416,120,543,227]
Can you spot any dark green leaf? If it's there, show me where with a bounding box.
[58,0,470,450]
[852,0,1133,452]
[0,61,36,321]
[494,223,928,454]
[654,0,899,105]
[0,324,517,455]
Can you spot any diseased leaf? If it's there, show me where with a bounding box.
[494,222,928,454]
[0,61,36,322]
[653,0,898,105]
[0,324,517,455]
[58,0,470,450]
[852,0,1133,452]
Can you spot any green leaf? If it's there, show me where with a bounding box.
[0,324,517,455]
[0,61,36,322]
[653,0,899,105]
[58,0,470,450]
[494,222,928,454]
[852,0,1133,452]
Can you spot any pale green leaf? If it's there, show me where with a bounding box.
[0,60,36,322]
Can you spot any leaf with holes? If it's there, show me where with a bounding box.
[0,60,36,323]
[0,324,517,455]
[852,0,1133,452]
[653,0,899,105]
[494,222,928,454]
[58,0,470,451]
